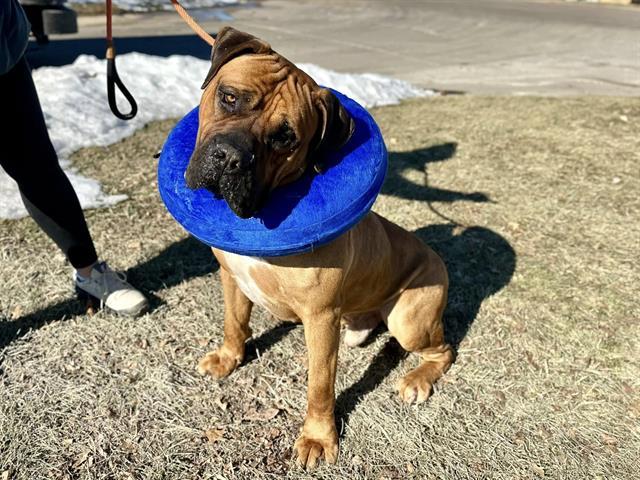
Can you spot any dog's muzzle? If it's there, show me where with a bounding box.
[185,132,259,218]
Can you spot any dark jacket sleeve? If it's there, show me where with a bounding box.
[0,0,31,75]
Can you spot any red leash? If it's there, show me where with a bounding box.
[105,0,215,120]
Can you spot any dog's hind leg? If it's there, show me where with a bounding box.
[386,258,454,404]
[343,311,382,347]
[197,266,253,379]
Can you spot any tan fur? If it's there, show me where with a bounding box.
[192,27,453,469]
[199,213,454,468]
[198,54,324,193]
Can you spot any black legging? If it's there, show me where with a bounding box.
[0,57,98,269]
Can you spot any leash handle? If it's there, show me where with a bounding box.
[106,44,138,120]
[104,0,213,121]
[105,0,137,120]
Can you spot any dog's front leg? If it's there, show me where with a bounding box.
[295,311,340,469]
[197,267,253,378]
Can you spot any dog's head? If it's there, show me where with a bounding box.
[184,26,355,218]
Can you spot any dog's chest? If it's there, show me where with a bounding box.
[221,253,295,319]
[223,254,269,305]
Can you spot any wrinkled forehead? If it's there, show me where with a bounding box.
[215,54,288,89]
[213,54,319,120]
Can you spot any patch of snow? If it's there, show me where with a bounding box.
[298,63,433,107]
[70,0,243,13]
[0,53,431,220]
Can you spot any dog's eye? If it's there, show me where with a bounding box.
[269,122,297,150]
[218,89,238,111]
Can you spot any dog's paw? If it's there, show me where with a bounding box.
[197,349,240,379]
[294,432,339,470]
[294,418,338,469]
[396,370,433,404]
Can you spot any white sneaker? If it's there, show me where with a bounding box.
[75,261,148,317]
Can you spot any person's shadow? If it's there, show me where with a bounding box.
[0,236,217,351]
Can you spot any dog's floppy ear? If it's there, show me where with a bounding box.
[311,89,355,173]
[201,26,272,90]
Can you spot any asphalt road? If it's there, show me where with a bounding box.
[35,0,640,95]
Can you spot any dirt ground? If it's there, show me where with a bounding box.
[1,95,638,480]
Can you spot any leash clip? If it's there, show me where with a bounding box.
[106,44,137,121]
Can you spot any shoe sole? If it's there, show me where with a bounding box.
[76,286,148,318]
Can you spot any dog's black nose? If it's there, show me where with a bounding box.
[215,143,254,174]
[212,147,226,160]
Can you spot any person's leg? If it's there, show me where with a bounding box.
[0,56,147,316]
[0,57,98,271]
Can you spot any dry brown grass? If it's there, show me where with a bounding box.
[1,96,639,479]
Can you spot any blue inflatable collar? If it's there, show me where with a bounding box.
[158,90,387,257]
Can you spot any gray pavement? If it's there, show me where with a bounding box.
[49,0,640,95]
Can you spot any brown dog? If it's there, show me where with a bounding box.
[186,27,454,469]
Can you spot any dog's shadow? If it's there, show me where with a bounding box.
[383,142,490,204]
